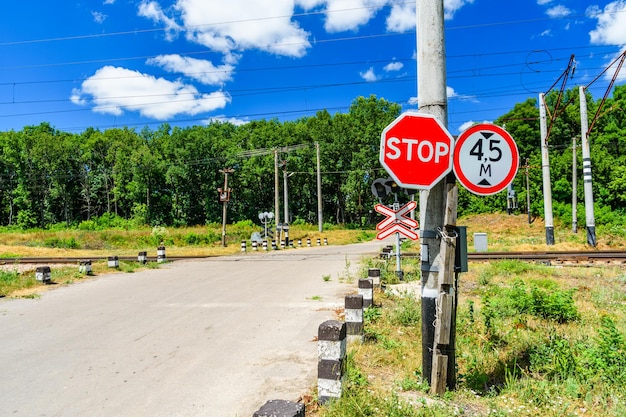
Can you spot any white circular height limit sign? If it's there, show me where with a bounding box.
[453,123,519,196]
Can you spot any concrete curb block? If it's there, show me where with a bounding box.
[317,320,346,404]
[345,294,364,343]
[358,278,374,308]
[252,399,305,417]
[368,267,381,289]
[157,246,166,263]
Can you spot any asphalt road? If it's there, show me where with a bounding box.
[0,239,387,417]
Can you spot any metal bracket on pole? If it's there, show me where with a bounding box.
[419,230,439,239]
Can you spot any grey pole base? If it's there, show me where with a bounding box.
[587,226,597,247]
[545,226,555,245]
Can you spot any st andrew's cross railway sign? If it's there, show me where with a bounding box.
[380,112,454,190]
[374,201,419,240]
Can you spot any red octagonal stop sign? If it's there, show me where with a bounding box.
[380,112,454,190]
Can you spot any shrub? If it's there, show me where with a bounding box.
[482,279,579,324]
[43,237,80,249]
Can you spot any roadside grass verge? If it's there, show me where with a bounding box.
[312,260,626,417]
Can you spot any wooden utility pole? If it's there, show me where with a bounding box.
[417,0,457,394]
[219,168,234,247]
[274,149,281,239]
[539,93,555,245]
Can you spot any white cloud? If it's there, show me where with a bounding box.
[71,66,230,120]
[385,0,474,33]
[386,2,414,32]
[588,1,626,81]
[104,0,116,4]
[447,86,476,101]
[360,67,379,81]
[321,0,387,33]
[296,0,325,9]
[444,0,475,20]
[459,120,492,132]
[546,5,572,18]
[537,0,552,5]
[458,120,476,132]
[588,1,626,45]
[92,11,107,24]
[174,0,311,57]
[147,55,235,85]
[138,1,183,41]
[206,115,249,126]
[384,61,403,72]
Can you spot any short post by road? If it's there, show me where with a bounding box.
[316,238,321,246]
[324,237,328,245]
[368,268,381,289]
[262,240,268,251]
[283,223,290,248]
[358,278,374,308]
[307,238,311,247]
[252,399,305,417]
[108,256,119,268]
[138,251,147,264]
[252,240,258,251]
[297,239,302,247]
[271,240,277,250]
[157,245,166,263]
[317,320,346,405]
[241,240,247,252]
[345,294,364,343]
[79,260,92,275]
[36,266,51,283]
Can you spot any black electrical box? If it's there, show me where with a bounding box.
[454,226,468,273]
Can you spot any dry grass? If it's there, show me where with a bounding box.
[461,213,625,252]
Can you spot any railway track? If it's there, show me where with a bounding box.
[0,255,208,265]
[395,250,626,265]
[468,250,626,264]
[1,250,626,266]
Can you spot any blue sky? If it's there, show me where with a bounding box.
[1,0,625,135]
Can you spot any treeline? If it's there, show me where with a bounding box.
[0,87,625,230]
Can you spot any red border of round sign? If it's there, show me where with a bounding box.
[453,123,519,195]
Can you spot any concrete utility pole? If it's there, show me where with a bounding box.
[572,137,577,233]
[525,158,531,224]
[316,142,323,232]
[539,93,555,245]
[579,86,597,247]
[283,162,293,246]
[417,0,457,394]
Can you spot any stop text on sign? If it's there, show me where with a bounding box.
[384,137,450,163]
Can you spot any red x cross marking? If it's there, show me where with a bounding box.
[374,201,419,240]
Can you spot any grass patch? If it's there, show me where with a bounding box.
[313,257,626,417]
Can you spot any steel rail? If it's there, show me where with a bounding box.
[1,250,626,265]
[396,250,626,263]
[0,255,213,265]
